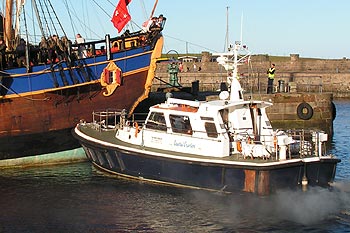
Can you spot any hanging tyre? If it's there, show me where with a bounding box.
[297,102,313,120]
[331,102,336,121]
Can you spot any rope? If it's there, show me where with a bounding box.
[91,0,112,18]
[0,82,50,101]
[62,0,101,39]
[139,0,148,20]
[63,0,76,36]
[0,60,65,101]
[164,34,217,53]
[47,0,68,38]
[0,62,62,77]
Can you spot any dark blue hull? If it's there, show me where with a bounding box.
[76,137,339,195]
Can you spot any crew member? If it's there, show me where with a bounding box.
[267,63,276,94]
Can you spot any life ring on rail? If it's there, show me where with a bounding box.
[236,141,242,152]
[297,102,313,120]
[133,122,139,137]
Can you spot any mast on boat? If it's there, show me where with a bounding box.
[4,0,13,50]
[215,41,251,101]
[215,7,251,102]
[149,0,159,18]
[3,0,67,50]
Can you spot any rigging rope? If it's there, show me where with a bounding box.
[30,2,38,44]
[47,0,68,38]
[139,0,148,20]
[36,0,52,37]
[63,0,76,37]
[62,0,102,40]
[91,0,111,18]
[164,34,217,53]
[0,82,50,101]
[43,0,57,35]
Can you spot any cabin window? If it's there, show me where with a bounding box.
[145,112,167,131]
[200,116,214,121]
[219,109,229,128]
[170,115,192,135]
[205,122,218,138]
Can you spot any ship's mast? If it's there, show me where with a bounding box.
[14,0,24,43]
[4,0,13,50]
[3,0,26,50]
[149,0,158,18]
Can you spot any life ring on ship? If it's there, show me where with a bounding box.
[297,102,313,120]
[133,122,139,137]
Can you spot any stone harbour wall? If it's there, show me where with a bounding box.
[155,53,350,98]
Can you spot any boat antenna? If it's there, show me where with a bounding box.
[225,6,229,52]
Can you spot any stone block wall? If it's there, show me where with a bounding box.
[155,53,350,97]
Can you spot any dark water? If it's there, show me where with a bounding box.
[1,101,350,232]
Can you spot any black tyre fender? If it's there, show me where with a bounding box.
[331,101,336,121]
[297,102,313,120]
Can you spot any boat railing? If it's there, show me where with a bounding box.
[91,109,126,131]
[286,129,328,158]
[232,129,328,160]
[91,109,148,132]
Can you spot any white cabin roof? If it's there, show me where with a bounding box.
[150,98,273,115]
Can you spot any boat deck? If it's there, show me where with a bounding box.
[76,123,318,167]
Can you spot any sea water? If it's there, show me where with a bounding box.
[0,100,349,232]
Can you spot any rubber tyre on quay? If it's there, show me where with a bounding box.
[297,102,313,120]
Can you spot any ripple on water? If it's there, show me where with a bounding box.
[0,100,349,232]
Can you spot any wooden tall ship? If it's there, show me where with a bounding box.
[0,0,165,159]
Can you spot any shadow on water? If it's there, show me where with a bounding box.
[0,162,349,232]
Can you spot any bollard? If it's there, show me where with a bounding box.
[278,80,285,92]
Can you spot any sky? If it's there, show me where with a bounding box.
[154,0,350,59]
[13,0,350,59]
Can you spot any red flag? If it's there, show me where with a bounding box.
[111,0,132,33]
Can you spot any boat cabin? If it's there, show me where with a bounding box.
[117,97,276,158]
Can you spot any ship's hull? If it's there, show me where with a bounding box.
[73,127,339,195]
[0,35,164,160]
